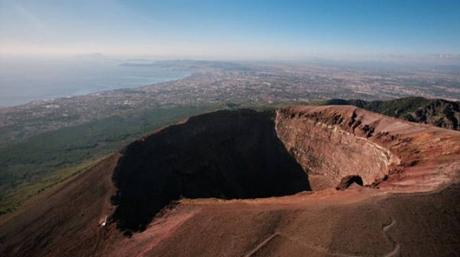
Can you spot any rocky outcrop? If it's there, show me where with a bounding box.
[410,99,460,130]
[335,175,364,190]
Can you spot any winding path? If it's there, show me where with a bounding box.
[382,218,401,257]
[243,233,279,257]
[243,216,401,257]
[277,232,361,257]
[243,231,360,257]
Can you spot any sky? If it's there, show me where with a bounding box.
[1,0,460,60]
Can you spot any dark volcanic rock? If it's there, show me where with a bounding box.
[335,175,364,190]
[410,99,460,130]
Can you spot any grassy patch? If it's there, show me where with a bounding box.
[0,158,101,215]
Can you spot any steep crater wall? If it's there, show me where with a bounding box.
[276,108,398,190]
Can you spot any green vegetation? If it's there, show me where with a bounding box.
[0,105,219,214]
[0,158,101,215]
[321,97,460,130]
[323,97,434,118]
[337,97,432,115]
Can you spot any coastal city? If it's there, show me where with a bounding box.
[1,61,459,144]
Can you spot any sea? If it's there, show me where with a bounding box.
[0,57,190,107]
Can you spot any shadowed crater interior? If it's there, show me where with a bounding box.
[111,110,310,233]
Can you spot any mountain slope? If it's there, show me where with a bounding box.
[324,97,460,130]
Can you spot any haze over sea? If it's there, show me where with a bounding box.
[0,56,190,107]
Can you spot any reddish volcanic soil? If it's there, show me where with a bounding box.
[1,105,459,257]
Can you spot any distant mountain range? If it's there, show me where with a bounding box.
[324,97,460,130]
[120,60,252,71]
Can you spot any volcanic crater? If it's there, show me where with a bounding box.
[2,105,460,257]
[111,109,310,232]
[110,105,459,233]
